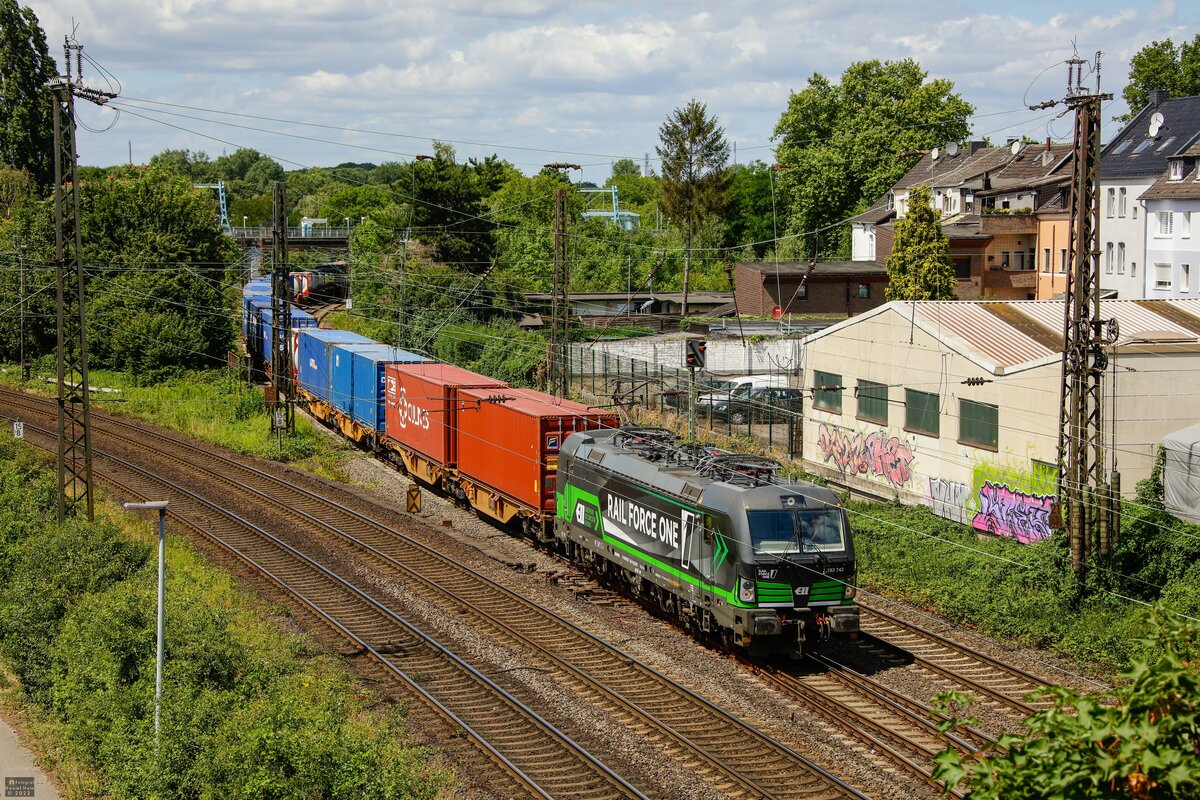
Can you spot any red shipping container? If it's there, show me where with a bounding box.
[456,387,617,514]
[383,363,508,466]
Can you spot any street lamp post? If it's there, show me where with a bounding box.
[242,215,247,230]
[123,499,169,757]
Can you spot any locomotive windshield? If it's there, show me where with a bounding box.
[746,508,846,556]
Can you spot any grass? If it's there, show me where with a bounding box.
[0,363,355,481]
[0,435,455,799]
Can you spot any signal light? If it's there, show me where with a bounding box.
[686,338,706,370]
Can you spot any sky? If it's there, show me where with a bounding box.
[27,0,1200,180]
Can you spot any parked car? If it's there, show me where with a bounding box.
[711,387,804,424]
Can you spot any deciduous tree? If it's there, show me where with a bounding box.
[657,99,730,316]
[773,59,972,259]
[1121,36,1200,121]
[884,184,956,301]
[0,0,56,187]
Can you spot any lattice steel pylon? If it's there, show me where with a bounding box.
[271,181,295,434]
[1046,54,1117,573]
[48,38,114,522]
[549,186,570,396]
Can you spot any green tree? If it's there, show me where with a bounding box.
[1121,36,1200,121]
[611,158,641,177]
[3,165,237,378]
[884,184,956,301]
[934,608,1200,799]
[773,59,973,259]
[725,161,776,258]
[656,98,730,316]
[0,0,56,186]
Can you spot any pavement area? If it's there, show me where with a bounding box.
[0,716,59,800]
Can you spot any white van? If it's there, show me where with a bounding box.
[697,374,788,407]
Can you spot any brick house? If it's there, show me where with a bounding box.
[733,261,889,318]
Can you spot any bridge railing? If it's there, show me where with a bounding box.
[231,226,353,239]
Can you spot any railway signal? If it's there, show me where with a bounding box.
[686,338,706,370]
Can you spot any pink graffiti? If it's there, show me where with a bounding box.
[817,424,915,487]
[971,481,1053,543]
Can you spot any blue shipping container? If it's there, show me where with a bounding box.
[259,306,317,367]
[330,343,428,431]
[296,328,374,406]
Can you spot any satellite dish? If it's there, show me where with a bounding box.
[931,147,940,160]
[946,142,959,156]
[1149,111,1165,137]
[1010,140,1021,156]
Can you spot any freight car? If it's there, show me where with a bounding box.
[240,282,857,657]
[555,427,858,657]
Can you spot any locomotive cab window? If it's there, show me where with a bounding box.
[746,509,846,555]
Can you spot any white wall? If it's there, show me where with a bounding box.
[571,336,804,378]
[1144,202,1200,298]
[852,223,876,262]
[800,306,1200,540]
[1099,176,1155,298]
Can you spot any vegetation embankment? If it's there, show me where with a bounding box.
[0,434,453,799]
[1,364,353,477]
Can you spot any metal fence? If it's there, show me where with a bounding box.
[565,343,803,459]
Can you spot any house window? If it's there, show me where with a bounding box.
[959,399,999,450]
[1060,249,1068,273]
[1001,251,1011,268]
[905,389,939,437]
[1184,211,1192,238]
[795,284,808,300]
[887,192,895,210]
[1105,243,1113,273]
[1183,264,1191,292]
[813,370,842,413]
[1155,262,1172,290]
[1043,248,1051,273]
[1117,243,1126,274]
[1132,261,1138,278]
[1106,188,1115,218]
[856,380,888,425]
[1133,206,1138,219]
[857,283,870,299]
[1118,188,1127,217]
[1160,211,1175,236]
[1170,160,1184,181]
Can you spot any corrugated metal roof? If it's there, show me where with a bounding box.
[917,302,1054,368]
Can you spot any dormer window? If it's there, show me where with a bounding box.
[887,192,895,210]
[1169,160,1184,181]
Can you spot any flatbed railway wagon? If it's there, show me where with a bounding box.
[555,427,859,657]
[452,387,617,538]
[381,362,509,489]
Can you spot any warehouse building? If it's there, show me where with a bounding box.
[801,298,1200,541]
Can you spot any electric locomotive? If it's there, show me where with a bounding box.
[556,427,858,658]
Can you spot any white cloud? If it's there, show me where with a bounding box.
[23,0,1200,169]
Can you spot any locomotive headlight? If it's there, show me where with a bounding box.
[738,576,756,604]
[844,583,857,601]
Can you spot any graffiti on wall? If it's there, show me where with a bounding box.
[928,478,970,523]
[817,424,915,488]
[971,482,1054,543]
[968,460,1058,544]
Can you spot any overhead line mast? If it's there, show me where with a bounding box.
[48,36,115,522]
[1033,52,1119,575]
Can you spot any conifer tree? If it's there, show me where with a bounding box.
[884,185,957,301]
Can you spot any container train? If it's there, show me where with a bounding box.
[241,283,859,657]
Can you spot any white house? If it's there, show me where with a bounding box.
[1142,140,1200,297]
[1099,91,1200,299]
[801,299,1200,541]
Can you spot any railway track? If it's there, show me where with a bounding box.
[2,389,872,800]
[855,601,1055,717]
[9,413,641,800]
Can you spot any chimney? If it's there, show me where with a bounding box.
[1044,136,1051,152]
[1149,89,1169,107]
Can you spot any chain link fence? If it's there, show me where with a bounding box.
[565,343,803,459]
